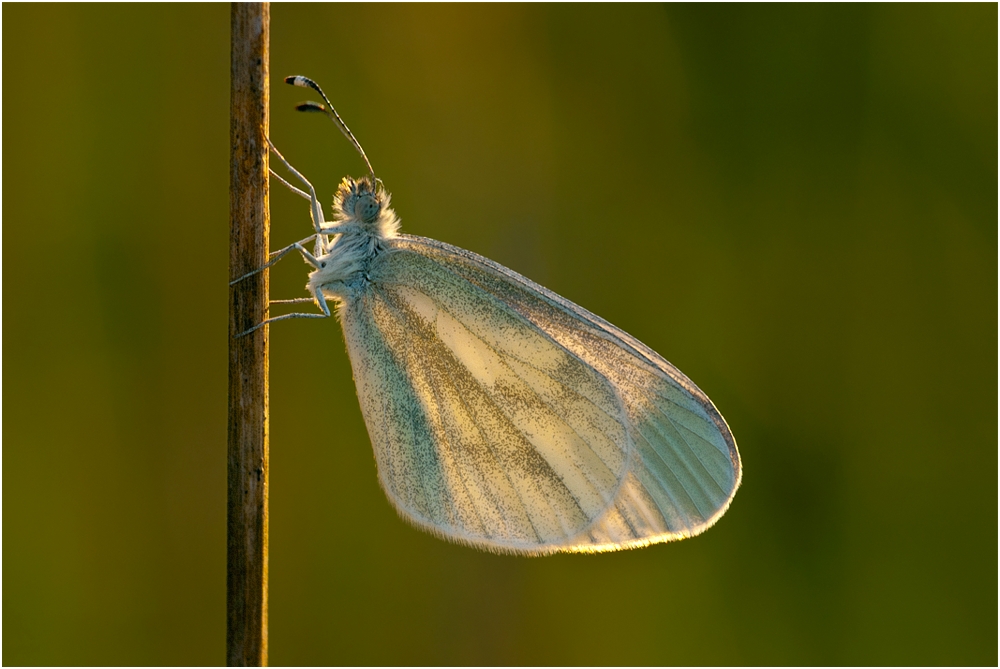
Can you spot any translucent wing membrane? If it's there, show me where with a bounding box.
[340,234,740,554]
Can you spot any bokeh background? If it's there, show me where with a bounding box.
[3,3,996,666]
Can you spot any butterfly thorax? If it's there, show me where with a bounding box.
[308,176,400,300]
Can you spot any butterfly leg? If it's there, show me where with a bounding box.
[268,138,365,244]
[269,297,315,305]
[267,138,327,246]
[229,238,324,286]
[270,168,329,257]
[234,286,332,338]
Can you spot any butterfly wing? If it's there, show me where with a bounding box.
[339,233,740,555]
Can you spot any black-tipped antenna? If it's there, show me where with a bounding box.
[285,75,376,186]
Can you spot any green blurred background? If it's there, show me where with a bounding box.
[3,3,996,666]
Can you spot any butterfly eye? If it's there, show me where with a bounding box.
[355,194,381,223]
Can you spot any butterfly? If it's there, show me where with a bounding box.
[234,75,741,555]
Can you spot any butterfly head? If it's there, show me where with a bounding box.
[334,176,399,237]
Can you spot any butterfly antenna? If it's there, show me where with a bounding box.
[285,75,377,187]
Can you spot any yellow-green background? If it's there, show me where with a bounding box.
[3,3,996,666]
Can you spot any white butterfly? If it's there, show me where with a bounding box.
[237,75,741,555]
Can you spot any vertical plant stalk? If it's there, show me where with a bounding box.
[228,2,269,666]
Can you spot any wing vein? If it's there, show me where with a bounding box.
[424,297,620,509]
[644,391,729,496]
[376,287,549,543]
[634,424,702,524]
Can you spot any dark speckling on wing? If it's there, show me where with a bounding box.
[337,233,740,555]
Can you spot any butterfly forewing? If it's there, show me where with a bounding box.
[340,234,740,554]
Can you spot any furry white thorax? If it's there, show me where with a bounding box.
[307,175,400,300]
